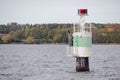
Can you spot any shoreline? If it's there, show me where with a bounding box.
[0,43,120,45]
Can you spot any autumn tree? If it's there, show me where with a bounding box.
[2,34,12,43]
[24,37,35,44]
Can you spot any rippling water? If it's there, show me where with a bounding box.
[0,44,120,80]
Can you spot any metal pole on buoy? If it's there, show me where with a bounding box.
[68,9,92,72]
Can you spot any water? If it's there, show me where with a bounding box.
[0,44,120,80]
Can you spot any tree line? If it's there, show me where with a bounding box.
[0,23,120,44]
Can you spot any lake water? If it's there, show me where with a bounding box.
[0,44,120,80]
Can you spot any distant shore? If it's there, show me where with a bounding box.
[0,43,120,45]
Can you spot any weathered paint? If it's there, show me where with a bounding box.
[76,57,89,71]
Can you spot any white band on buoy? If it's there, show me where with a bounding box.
[73,47,91,57]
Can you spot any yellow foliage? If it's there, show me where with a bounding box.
[2,35,12,43]
[99,28,105,32]
[53,34,61,42]
[24,37,35,44]
[102,33,107,37]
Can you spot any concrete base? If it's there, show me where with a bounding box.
[76,57,89,72]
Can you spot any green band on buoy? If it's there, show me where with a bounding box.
[73,36,92,47]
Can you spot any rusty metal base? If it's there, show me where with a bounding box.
[76,57,89,72]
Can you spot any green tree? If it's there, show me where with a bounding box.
[112,30,120,43]
[13,30,24,39]
[0,37,3,44]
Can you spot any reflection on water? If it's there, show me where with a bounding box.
[0,44,120,80]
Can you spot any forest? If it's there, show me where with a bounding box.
[0,23,120,44]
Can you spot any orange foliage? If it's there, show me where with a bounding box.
[106,27,114,32]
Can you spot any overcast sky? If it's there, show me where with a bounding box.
[0,0,120,24]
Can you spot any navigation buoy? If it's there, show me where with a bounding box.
[68,9,92,72]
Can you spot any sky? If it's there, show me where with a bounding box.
[0,0,120,24]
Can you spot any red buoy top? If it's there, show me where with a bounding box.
[78,9,87,15]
